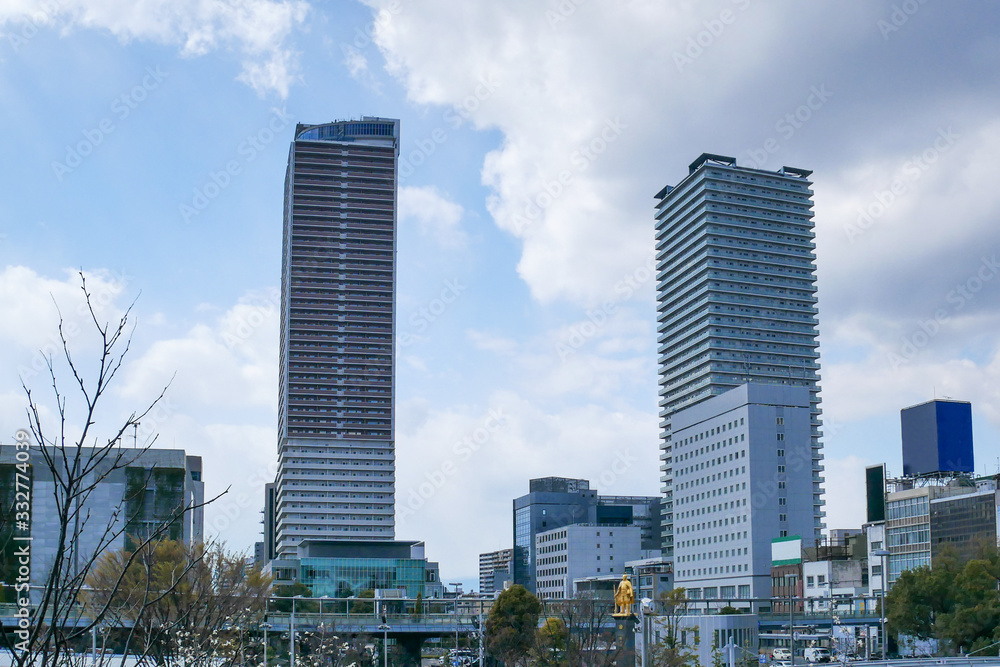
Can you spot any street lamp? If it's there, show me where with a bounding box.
[450,583,462,663]
[290,594,304,667]
[638,597,653,667]
[377,616,391,667]
[261,621,272,667]
[873,549,890,661]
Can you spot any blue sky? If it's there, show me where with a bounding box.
[2,0,1000,589]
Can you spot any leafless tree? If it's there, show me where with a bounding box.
[543,593,624,667]
[2,274,224,667]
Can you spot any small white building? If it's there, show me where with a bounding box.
[802,559,866,612]
[534,523,642,599]
[637,613,759,667]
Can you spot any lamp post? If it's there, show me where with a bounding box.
[377,618,391,667]
[262,621,272,667]
[638,597,653,667]
[450,583,462,664]
[788,573,798,667]
[290,595,303,667]
[873,549,890,661]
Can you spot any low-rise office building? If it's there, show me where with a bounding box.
[0,445,204,590]
[534,524,643,600]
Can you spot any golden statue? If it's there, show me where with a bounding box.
[612,574,634,617]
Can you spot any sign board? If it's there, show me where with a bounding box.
[771,536,802,566]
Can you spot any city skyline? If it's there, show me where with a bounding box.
[2,2,1000,588]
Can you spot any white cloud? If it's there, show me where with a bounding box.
[0,0,308,97]
[0,266,278,551]
[399,185,466,249]
[821,455,871,532]
[395,390,659,580]
[120,290,278,411]
[466,329,518,356]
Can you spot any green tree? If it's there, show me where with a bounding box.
[885,555,959,642]
[534,617,568,667]
[485,585,541,667]
[351,588,376,614]
[885,545,1000,655]
[273,582,319,613]
[934,554,1000,653]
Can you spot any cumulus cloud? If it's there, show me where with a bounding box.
[399,185,466,249]
[395,390,659,574]
[0,266,278,550]
[0,0,309,97]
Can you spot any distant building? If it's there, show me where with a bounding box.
[901,399,974,476]
[627,555,673,602]
[512,477,661,593]
[655,153,825,562]
[0,446,204,589]
[534,524,643,600]
[479,548,513,596]
[802,532,869,613]
[673,383,817,608]
[865,476,998,587]
[865,398,996,588]
[254,541,267,567]
[268,539,443,598]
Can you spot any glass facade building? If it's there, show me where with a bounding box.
[511,477,660,593]
[275,118,400,557]
[299,557,427,597]
[655,154,825,559]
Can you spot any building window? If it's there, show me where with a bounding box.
[776,417,784,425]
[776,433,785,441]
[807,576,814,586]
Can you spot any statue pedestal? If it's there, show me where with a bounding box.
[612,614,637,666]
